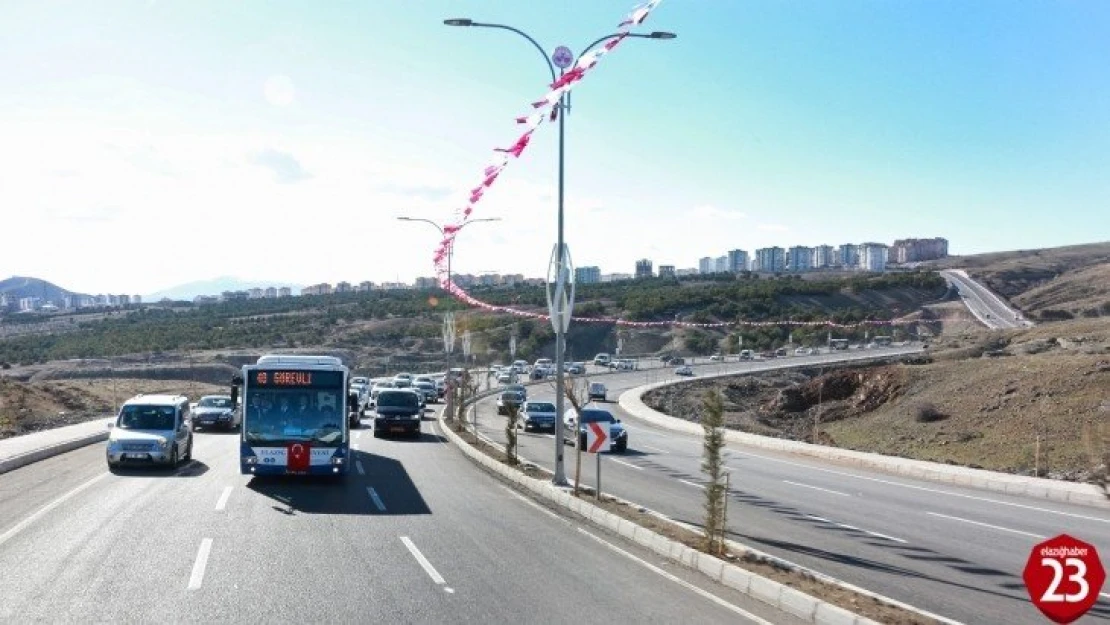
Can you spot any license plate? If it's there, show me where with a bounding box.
[390,427,405,433]
[201,420,214,425]
[125,453,149,460]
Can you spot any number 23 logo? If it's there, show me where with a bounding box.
[1041,558,1089,603]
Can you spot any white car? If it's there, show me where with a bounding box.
[674,365,693,376]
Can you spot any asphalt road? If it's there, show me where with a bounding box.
[0,412,798,624]
[941,269,1032,330]
[473,354,1110,625]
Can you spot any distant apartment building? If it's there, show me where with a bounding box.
[811,245,834,269]
[300,283,332,296]
[675,267,699,277]
[278,287,292,297]
[727,249,749,273]
[575,266,601,284]
[193,295,219,305]
[713,255,728,273]
[860,243,889,272]
[698,257,714,274]
[601,273,633,282]
[837,244,860,269]
[132,295,142,305]
[335,282,353,294]
[262,287,276,298]
[415,277,438,289]
[19,297,40,311]
[357,281,373,292]
[658,265,676,279]
[635,259,654,279]
[888,237,949,264]
[247,288,264,299]
[787,246,813,272]
[753,247,786,273]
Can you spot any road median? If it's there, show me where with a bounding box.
[438,405,953,625]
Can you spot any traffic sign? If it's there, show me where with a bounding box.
[552,45,574,69]
[586,421,608,453]
[1023,534,1106,623]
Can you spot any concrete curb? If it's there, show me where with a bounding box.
[437,411,886,625]
[618,369,1109,510]
[0,431,109,476]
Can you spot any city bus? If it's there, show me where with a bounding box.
[873,335,893,347]
[829,338,849,350]
[233,354,351,477]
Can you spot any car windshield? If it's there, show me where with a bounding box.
[197,397,232,409]
[242,389,345,446]
[118,405,176,430]
[502,392,523,402]
[578,410,615,424]
[525,402,555,413]
[377,391,420,409]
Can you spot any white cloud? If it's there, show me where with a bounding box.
[263,75,296,107]
[757,223,790,232]
[691,204,747,221]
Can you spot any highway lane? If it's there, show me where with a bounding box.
[941,269,1030,330]
[0,415,795,624]
[474,358,1110,624]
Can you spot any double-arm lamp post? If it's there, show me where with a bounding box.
[443,18,675,486]
[397,216,500,415]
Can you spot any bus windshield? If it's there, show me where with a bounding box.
[243,388,345,446]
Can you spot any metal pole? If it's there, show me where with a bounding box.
[596,446,601,500]
[553,86,569,486]
[721,472,731,555]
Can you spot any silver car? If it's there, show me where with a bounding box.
[106,394,194,469]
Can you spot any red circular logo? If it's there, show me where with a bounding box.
[256,372,267,384]
[1023,534,1106,623]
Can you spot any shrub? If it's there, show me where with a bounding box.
[914,402,947,423]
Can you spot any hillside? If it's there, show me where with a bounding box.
[145,276,304,301]
[644,317,1110,480]
[927,241,1110,318]
[0,276,89,302]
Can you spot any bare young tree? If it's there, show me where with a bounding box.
[702,389,728,555]
[504,402,521,465]
[452,370,480,433]
[554,375,591,496]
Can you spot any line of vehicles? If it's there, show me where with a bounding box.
[104,354,467,477]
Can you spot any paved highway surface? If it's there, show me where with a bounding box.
[942,269,1033,330]
[473,354,1110,625]
[0,412,798,624]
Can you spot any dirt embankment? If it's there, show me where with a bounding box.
[644,318,1110,481]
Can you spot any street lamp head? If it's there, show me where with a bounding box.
[443,18,473,27]
[649,31,677,39]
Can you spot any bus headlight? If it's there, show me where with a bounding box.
[331,457,344,465]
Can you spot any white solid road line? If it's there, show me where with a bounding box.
[187,538,213,590]
[925,512,1045,539]
[783,480,851,497]
[639,444,668,454]
[400,536,447,586]
[575,527,775,624]
[805,515,907,544]
[610,458,644,471]
[734,450,1110,524]
[679,479,706,490]
[214,486,232,511]
[0,473,107,548]
[502,486,571,525]
[367,487,386,512]
[355,460,366,476]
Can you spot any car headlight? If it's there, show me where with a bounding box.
[156,437,169,449]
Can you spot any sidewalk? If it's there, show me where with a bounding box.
[0,418,113,475]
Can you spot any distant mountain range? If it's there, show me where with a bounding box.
[0,276,89,302]
[145,276,304,301]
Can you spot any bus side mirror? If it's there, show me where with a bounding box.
[230,386,239,407]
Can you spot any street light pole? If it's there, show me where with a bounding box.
[444,18,675,487]
[397,215,500,417]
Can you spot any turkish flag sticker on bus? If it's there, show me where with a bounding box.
[287,443,311,472]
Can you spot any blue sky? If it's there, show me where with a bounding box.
[1,0,1107,295]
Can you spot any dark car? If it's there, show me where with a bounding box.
[497,391,525,415]
[373,389,423,438]
[563,406,628,453]
[191,395,239,431]
[520,401,557,432]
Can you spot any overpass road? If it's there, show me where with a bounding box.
[941,269,1033,330]
[0,414,798,624]
[473,353,1110,625]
